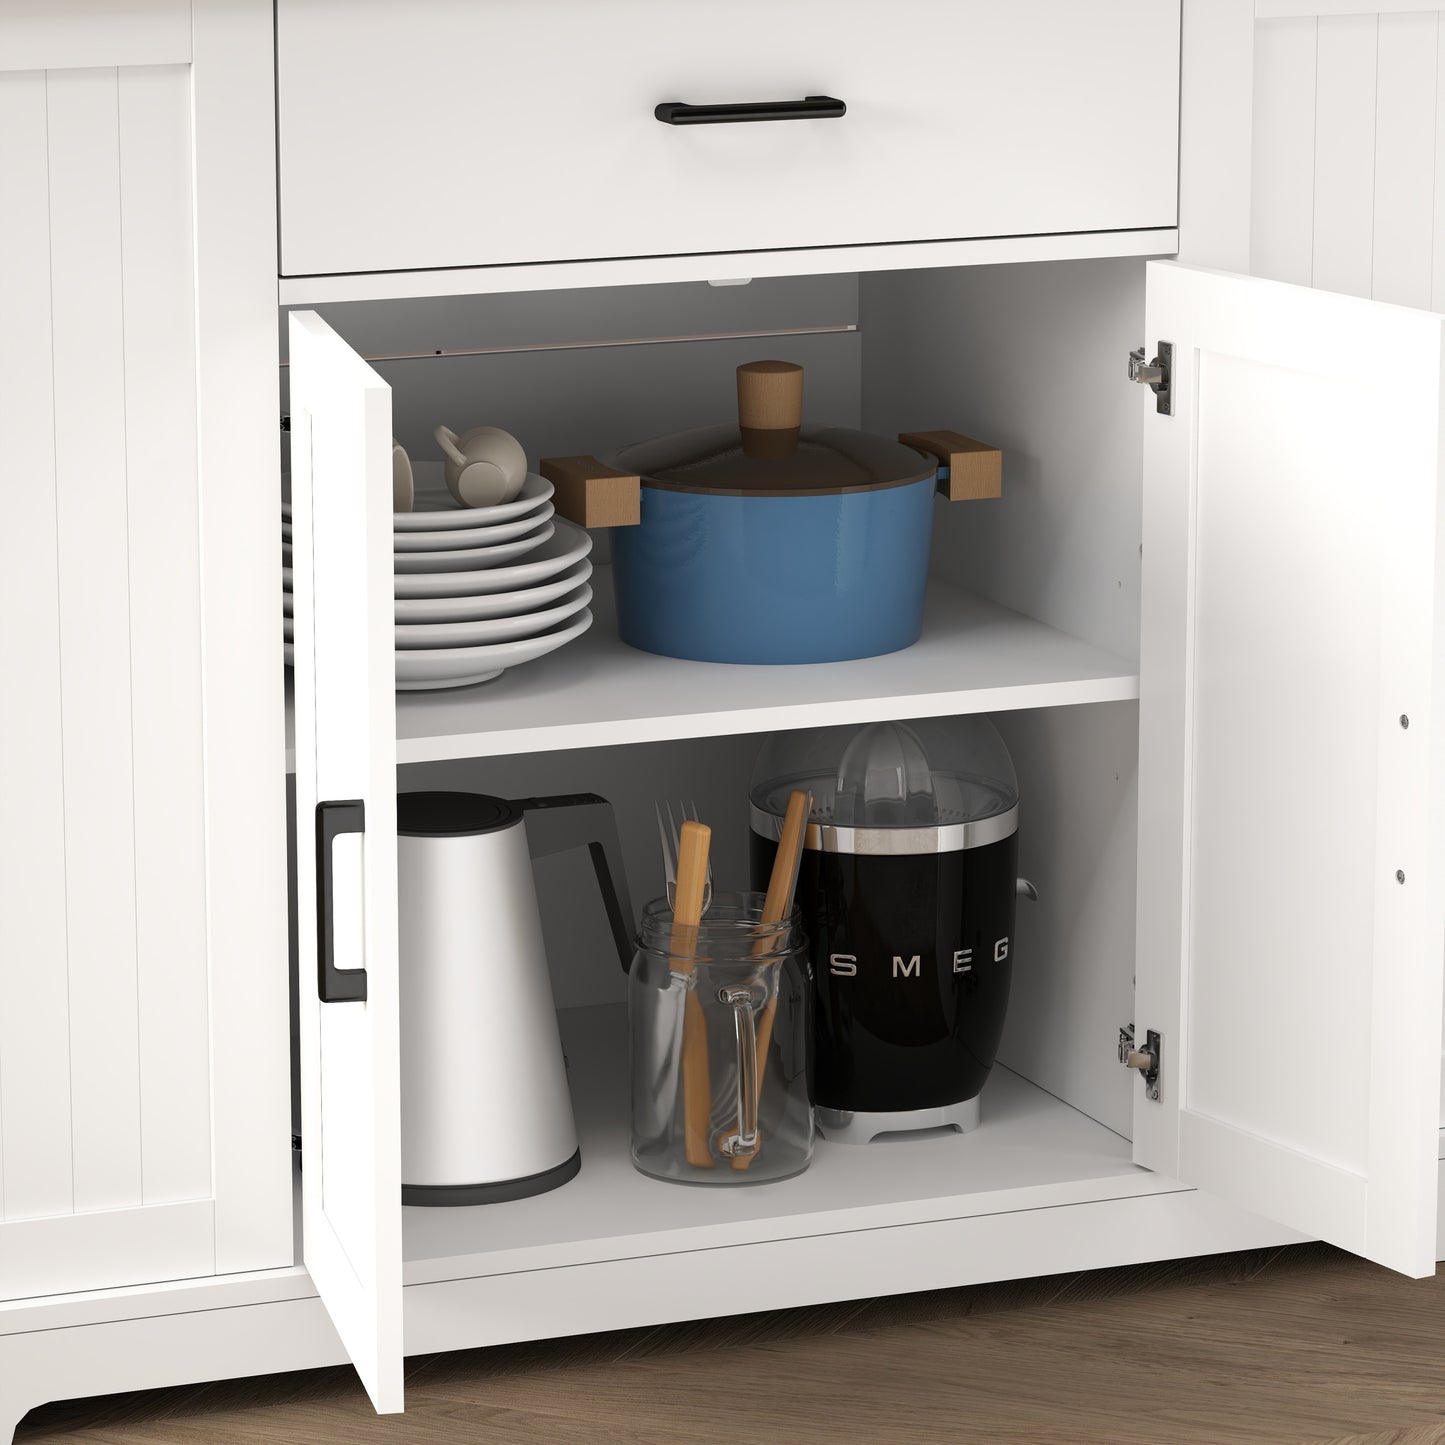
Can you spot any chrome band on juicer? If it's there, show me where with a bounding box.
[749,802,1019,855]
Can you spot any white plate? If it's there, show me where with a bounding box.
[282,498,558,551]
[391,519,555,573]
[393,582,592,649]
[395,608,593,689]
[283,518,556,575]
[282,469,554,531]
[391,521,592,597]
[286,583,593,648]
[281,607,593,690]
[283,556,592,622]
[390,501,557,551]
[282,519,593,599]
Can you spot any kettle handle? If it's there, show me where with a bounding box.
[514,793,635,971]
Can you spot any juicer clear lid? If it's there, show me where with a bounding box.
[749,718,1018,830]
[614,360,934,498]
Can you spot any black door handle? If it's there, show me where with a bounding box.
[654,95,846,126]
[316,799,367,1003]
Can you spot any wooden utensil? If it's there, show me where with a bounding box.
[670,818,714,1169]
[733,788,811,1170]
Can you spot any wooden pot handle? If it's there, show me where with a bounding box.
[899,429,1003,501]
[540,455,641,528]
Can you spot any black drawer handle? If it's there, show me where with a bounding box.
[654,95,846,126]
[316,799,367,1003]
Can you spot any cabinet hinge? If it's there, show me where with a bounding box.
[1118,1023,1162,1101]
[1128,342,1173,417]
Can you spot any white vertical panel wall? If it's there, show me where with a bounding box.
[1252,8,1445,308]
[0,64,215,1292]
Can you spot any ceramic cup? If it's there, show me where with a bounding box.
[393,439,415,512]
[434,424,528,508]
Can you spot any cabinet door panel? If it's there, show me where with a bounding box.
[1136,261,1445,1277]
[289,311,403,1412]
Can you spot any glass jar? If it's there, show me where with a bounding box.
[629,891,814,1185]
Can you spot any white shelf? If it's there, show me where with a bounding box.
[287,576,1138,768]
[401,1003,1174,1287]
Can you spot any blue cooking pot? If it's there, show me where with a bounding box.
[604,360,945,666]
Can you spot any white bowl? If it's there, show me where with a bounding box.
[281,607,593,690]
[393,583,592,649]
[391,520,554,574]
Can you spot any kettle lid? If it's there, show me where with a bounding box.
[397,791,519,837]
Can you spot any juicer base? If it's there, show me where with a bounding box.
[816,1097,981,1145]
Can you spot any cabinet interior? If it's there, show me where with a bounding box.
[283,253,1153,1274]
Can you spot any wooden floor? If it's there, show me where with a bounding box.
[18,1242,1445,1444]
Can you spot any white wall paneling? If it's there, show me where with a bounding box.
[1311,14,1377,297]
[119,64,212,1211]
[0,69,73,1226]
[1373,12,1439,305]
[1253,8,1445,308]
[1178,0,1257,270]
[46,64,146,1217]
[1252,17,1318,287]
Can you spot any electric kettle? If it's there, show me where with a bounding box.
[397,790,632,1205]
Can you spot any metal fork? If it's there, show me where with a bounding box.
[655,799,714,914]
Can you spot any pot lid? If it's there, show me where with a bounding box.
[615,361,935,498]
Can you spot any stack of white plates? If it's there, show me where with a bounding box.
[282,472,595,691]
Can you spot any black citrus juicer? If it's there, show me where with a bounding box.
[750,718,1030,1143]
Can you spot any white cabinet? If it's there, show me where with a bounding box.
[7,1,1445,1438]
[281,255,1445,1410]
[275,0,1181,278]
[0,0,291,1304]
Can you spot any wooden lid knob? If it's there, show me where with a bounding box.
[737,360,804,432]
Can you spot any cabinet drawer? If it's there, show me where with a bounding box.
[276,0,1180,278]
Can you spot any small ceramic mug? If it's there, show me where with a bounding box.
[392,439,414,513]
[434,424,528,508]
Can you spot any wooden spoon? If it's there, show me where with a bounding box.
[670,819,714,1169]
[733,789,811,1170]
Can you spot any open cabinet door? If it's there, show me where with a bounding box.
[289,311,403,1408]
[1134,262,1445,1277]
